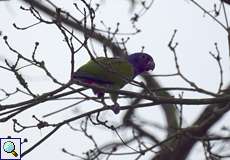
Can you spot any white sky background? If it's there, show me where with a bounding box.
[0,0,230,159]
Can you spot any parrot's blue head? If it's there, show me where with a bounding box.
[128,52,155,77]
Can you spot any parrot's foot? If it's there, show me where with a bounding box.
[92,89,105,98]
[110,103,120,114]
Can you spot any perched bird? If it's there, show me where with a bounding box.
[72,52,155,114]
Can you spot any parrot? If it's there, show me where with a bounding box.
[72,52,155,114]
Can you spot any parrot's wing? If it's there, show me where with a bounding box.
[73,69,113,85]
[74,57,134,88]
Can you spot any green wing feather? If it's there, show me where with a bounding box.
[77,57,134,89]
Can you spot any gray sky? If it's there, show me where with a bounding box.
[0,0,229,159]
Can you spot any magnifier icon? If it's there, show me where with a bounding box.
[3,141,18,157]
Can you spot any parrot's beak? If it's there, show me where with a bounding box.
[148,61,155,71]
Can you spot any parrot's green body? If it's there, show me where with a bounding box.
[74,57,134,104]
[75,57,134,89]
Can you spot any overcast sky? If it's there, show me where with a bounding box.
[0,0,229,159]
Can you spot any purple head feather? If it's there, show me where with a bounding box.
[128,52,155,77]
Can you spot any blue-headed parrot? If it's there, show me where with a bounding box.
[72,52,155,114]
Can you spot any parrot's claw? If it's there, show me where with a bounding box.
[110,103,120,114]
[92,89,105,98]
